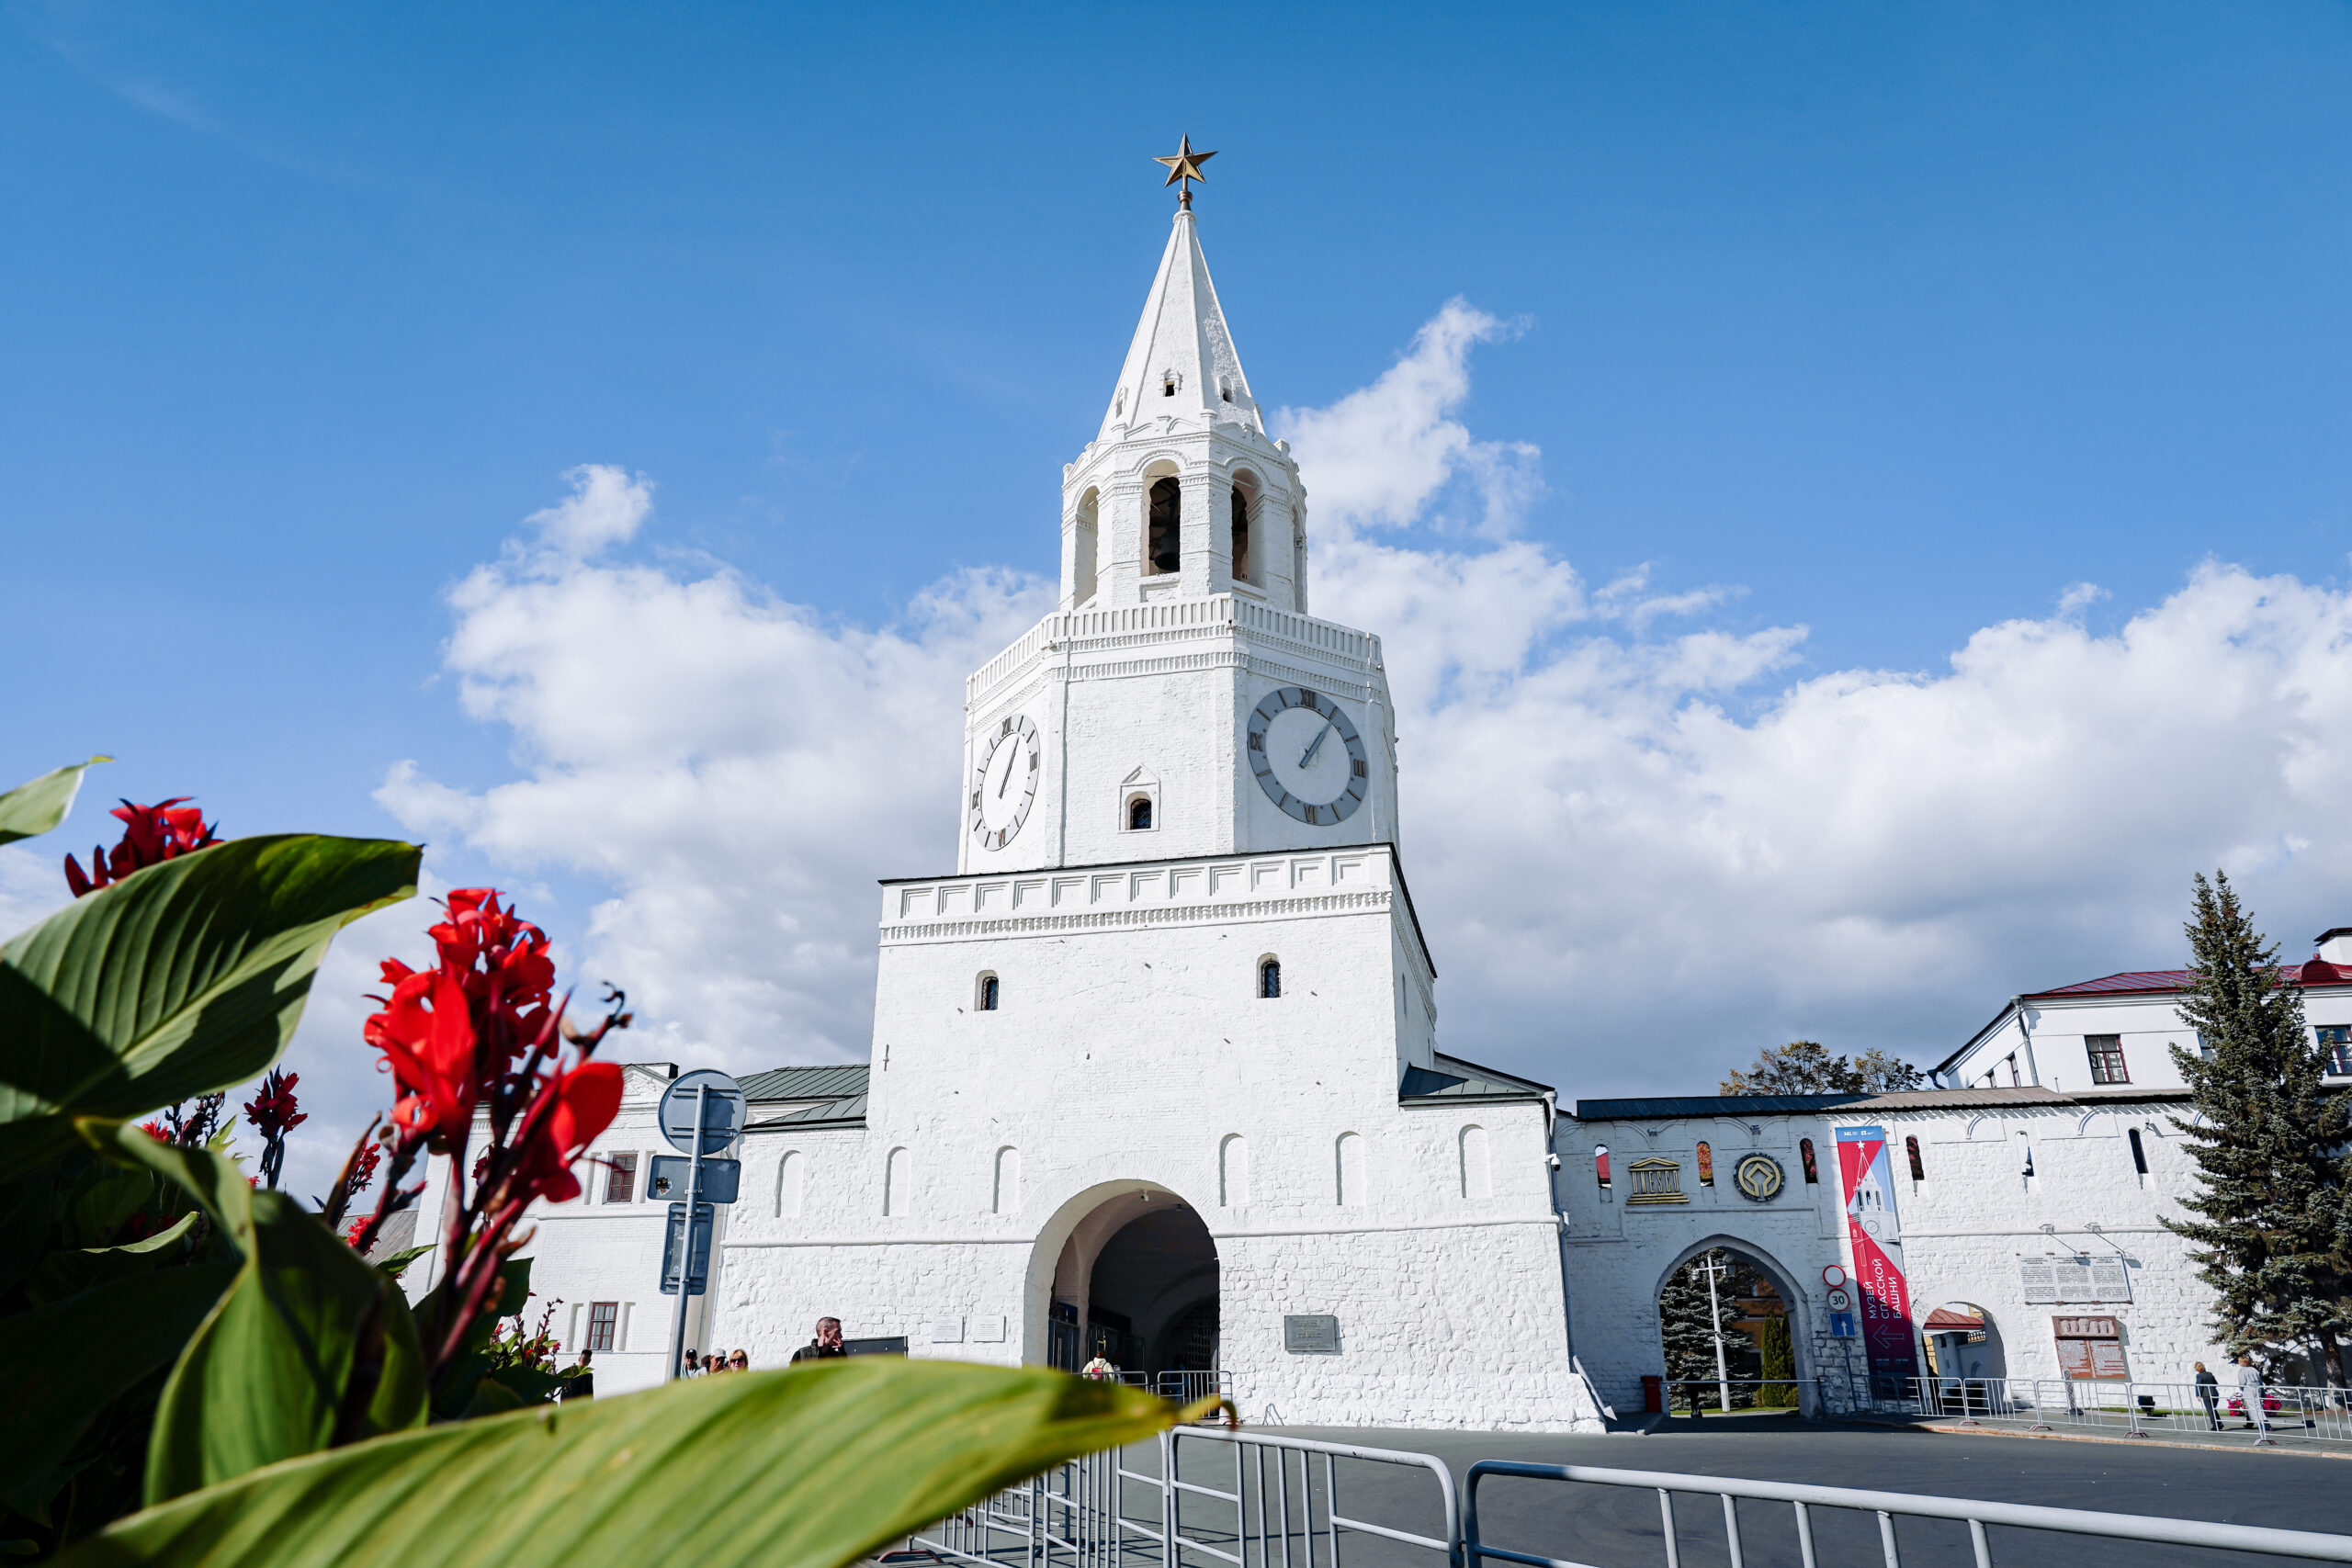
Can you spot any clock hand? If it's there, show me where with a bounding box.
[995,751,1014,797]
[1297,721,1332,770]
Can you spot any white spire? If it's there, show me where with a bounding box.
[1097,209,1262,443]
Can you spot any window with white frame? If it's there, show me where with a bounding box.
[604,1151,638,1204]
[2319,1025,2352,1076]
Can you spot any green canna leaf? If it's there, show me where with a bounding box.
[0,757,108,849]
[0,835,420,1182]
[107,1127,429,1505]
[62,1359,1194,1568]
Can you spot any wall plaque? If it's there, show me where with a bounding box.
[1283,1314,1340,1354]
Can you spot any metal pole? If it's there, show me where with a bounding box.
[1703,1254,1733,1414]
[664,1082,710,1382]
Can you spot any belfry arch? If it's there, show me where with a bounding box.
[1023,1180,1218,1376]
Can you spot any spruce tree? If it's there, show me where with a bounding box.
[2163,871,2350,1382]
[1657,1249,1741,1405]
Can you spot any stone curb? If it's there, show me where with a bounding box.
[1850,1417,2352,1461]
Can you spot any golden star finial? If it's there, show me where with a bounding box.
[1154,134,1217,209]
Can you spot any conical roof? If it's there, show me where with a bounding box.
[1099,209,1262,442]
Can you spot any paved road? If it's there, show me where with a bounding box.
[1192,1416,2352,1568]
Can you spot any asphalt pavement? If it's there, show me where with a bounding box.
[1229,1416,2352,1568]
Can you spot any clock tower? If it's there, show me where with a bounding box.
[960,197,1401,875]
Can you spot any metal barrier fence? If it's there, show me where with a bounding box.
[919,1425,2352,1568]
[1463,1460,2352,1567]
[1909,1375,2352,1442]
[915,1428,1457,1568]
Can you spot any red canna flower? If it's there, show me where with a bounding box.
[242,1068,305,1190]
[365,968,480,1147]
[137,1120,171,1142]
[511,1060,625,1204]
[64,797,219,897]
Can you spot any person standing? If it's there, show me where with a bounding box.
[729,1348,751,1372]
[792,1316,848,1364]
[2233,1355,2271,1434]
[566,1349,596,1402]
[2193,1362,2221,1430]
[681,1347,702,1379]
[1080,1340,1117,1382]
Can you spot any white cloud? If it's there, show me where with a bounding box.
[526,464,655,559]
[374,310,2352,1127]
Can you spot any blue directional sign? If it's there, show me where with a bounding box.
[657,1069,744,1155]
[660,1202,716,1295]
[650,1155,740,1205]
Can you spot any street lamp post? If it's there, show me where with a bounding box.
[1701,1252,1734,1414]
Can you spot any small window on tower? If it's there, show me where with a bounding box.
[1162,370,1178,397]
[1799,1138,1819,1184]
[1220,381,1233,403]
[1594,1146,1611,1190]
[1695,1142,1713,1186]
[977,973,1000,1011]
[1114,388,1125,418]
[1127,795,1153,831]
[1259,957,1281,999]
[1905,1135,1926,1182]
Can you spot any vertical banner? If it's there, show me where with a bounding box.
[1836,1126,1919,1399]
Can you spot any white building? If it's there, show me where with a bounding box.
[1936,928,2352,1093]
[404,195,2342,1428]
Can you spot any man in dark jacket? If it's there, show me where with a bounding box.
[2193,1362,2221,1429]
[791,1316,847,1363]
[567,1349,596,1401]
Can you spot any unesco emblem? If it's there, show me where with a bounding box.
[1733,1153,1785,1203]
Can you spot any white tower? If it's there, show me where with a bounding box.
[959,202,1400,876]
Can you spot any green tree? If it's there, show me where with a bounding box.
[1720,1042,1923,1096]
[1657,1250,1740,1406]
[2163,871,2351,1383]
[1757,1312,1796,1407]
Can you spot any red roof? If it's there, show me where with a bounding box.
[1925,1307,1985,1331]
[2030,960,2352,999]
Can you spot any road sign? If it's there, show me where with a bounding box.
[658,1069,745,1155]
[1828,1311,1858,1338]
[1826,1286,1853,1313]
[1821,1263,1849,1289]
[660,1202,716,1295]
[650,1154,740,1205]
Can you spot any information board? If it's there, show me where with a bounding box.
[1283,1314,1340,1354]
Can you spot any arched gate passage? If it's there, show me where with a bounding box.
[1023,1181,1218,1377]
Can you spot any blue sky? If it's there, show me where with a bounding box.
[6,3,2351,1189]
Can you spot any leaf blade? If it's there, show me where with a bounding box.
[63,1359,1181,1568]
[0,756,108,847]
[0,835,420,1180]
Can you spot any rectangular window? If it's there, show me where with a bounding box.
[586,1301,619,1352]
[2084,1034,2130,1086]
[605,1152,639,1204]
[2319,1025,2352,1076]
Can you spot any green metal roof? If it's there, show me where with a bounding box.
[750,1092,868,1129]
[1399,1052,1554,1105]
[738,1065,870,1103]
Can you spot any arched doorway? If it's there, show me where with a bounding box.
[1653,1238,1815,1416]
[1025,1183,1217,1379]
[1924,1302,2004,1381]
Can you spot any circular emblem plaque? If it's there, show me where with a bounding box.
[1733,1152,1785,1203]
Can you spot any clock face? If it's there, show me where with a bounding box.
[969,714,1040,851]
[1247,687,1368,826]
